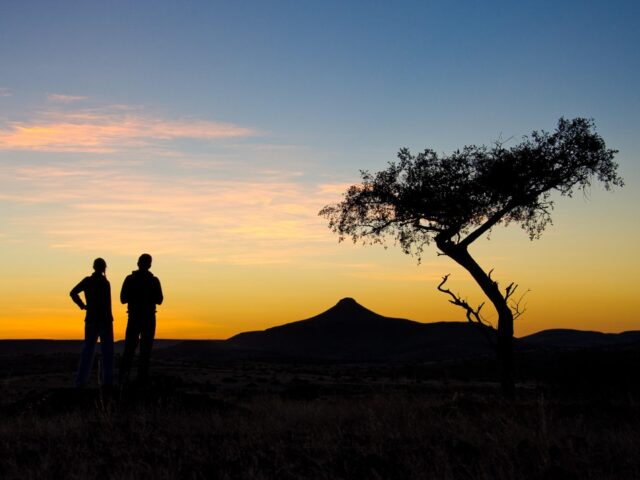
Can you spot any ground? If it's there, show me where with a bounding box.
[1,351,639,479]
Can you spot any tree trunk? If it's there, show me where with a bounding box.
[437,241,516,397]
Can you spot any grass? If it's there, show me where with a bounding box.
[1,385,639,479]
[1,353,639,479]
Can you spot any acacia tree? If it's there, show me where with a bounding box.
[320,118,622,396]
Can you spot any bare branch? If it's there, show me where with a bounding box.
[504,282,517,301]
[501,282,528,319]
[437,275,496,349]
[488,268,495,284]
[509,288,530,320]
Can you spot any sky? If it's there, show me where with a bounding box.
[1,0,639,339]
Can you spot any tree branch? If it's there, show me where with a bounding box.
[459,203,513,247]
[416,223,444,233]
[502,282,529,319]
[437,274,497,349]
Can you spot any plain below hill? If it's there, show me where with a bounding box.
[0,339,183,356]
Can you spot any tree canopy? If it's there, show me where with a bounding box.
[320,118,622,258]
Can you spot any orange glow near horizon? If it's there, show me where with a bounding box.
[1,222,638,340]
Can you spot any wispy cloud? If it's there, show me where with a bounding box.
[0,161,339,265]
[0,87,11,97]
[47,93,88,103]
[0,97,338,266]
[0,104,258,152]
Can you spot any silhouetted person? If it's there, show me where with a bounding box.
[119,253,163,385]
[70,257,114,387]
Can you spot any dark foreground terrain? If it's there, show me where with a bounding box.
[1,348,639,480]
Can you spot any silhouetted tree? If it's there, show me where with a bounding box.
[320,118,623,396]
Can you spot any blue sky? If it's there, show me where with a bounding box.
[3,0,639,155]
[1,0,639,337]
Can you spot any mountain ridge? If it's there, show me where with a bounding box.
[225,297,497,361]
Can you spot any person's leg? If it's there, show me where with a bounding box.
[75,322,99,387]
[99,322,115,386]
[119,316,140,385]
[137,314,156,384]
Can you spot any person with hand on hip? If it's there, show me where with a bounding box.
[70,257,114,388]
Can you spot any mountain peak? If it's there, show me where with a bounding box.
[318,297,381,324]
[330,297,371,316]
[336,297,358,307]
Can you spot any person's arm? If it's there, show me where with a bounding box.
[107,280,114,321]
[120,276,130,304]
[70,278,87,310]
[155,278,163,306]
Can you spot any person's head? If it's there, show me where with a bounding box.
[93,257,107,274]
[137,253,152,271]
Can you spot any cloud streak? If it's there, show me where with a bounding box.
[0,97,339,266]
[0,105,258,152]
[47,93,88,103]
[0,161,344,265]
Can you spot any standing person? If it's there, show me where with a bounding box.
[70,257,114,388]
[119,253,163,385]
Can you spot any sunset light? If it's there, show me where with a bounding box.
[1,1,638,342]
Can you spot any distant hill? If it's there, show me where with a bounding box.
[520,329,640,349]
[223,297,496,361]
